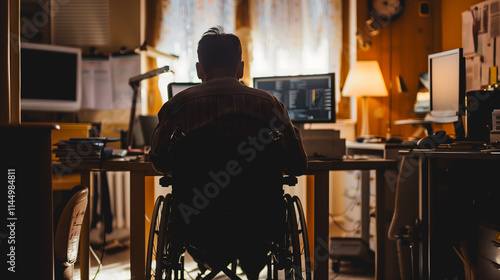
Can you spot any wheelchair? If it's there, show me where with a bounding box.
[146,129,311,280]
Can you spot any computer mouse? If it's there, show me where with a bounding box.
[417,130,453,149]
[386,136,403,143]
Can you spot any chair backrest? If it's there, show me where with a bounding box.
[54,185,88,265]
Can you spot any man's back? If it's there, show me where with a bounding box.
[150,74,307,175]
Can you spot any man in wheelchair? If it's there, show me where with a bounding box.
[149,26,308,279]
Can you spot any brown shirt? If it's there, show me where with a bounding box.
[150,74,307,175]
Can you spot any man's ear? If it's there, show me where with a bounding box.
[236,61,244,79]
[196,62,206,81]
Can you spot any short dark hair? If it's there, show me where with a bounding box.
[197,26,242,73]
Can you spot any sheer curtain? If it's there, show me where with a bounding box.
[156,0,236,102]
[250,0,342,103]
[156,0,342,104]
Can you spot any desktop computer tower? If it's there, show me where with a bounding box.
[465,89,500,142]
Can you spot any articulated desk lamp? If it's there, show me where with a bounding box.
[342,60,388,139]
[125,43,180,151]
[126,65,170,151]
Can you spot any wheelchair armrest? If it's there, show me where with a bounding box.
[159,174,173,187]
[283,175,298,186]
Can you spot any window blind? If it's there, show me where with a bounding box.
[52,0,109,46]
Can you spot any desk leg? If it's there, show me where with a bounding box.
[80,170,91,280]
[375,169,386,280]
[419,157,429,280]
[130,171,146,280]
[360,170,370,243]
[313,171,330,280]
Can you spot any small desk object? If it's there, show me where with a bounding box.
[402,149,500,280]
[71,157,397,280]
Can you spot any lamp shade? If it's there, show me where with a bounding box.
[342,60,388,97]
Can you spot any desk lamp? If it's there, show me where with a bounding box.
[342,60,388,138]
[127,65,170,150]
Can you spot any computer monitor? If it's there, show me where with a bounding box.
[20,42,82,112]
[132,115,158,148]
[167,82,200,99]
[253,73,335,123]
[426,48,465,139]
[426,48,465,123]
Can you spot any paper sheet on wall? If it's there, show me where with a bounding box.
[471,2,491,38]
[466,57,481,92]
[464,0,500,88]
[462,11,476,57]
[479,33,495,85]
[81,57,113,110]
[489,0,500,38]
[111,54,140,109]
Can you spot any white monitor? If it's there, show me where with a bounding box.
[167,82,200,99]
[426,48,465,124]
[21,42,82,112]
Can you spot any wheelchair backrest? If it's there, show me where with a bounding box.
[168,128,286,227]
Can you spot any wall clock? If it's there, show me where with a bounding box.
[368,0,405,22]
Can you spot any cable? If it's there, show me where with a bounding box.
[331,215,361,233]
[329,175,362,217]
[329,175,363,233]
[89,245,102,280]
[91,141,108,279]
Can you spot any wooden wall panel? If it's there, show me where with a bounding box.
[356,0,442,139]
[442,0,480,51]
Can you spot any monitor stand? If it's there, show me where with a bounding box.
[454,117,466,141]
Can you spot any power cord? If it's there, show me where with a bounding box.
[91,140,109,279]
[329,175,362,233]
[89,245,102,280]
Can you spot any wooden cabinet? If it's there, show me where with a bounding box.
[1,124,58,280]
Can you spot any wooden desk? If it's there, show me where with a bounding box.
[403,149,500,279]
[72,157,397,280]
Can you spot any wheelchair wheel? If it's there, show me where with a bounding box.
[283,194,312,280]
[154,194,185,280]
[292,195,312,280]
[146,195,164,280]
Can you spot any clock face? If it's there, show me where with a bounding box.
[370,0,404,21]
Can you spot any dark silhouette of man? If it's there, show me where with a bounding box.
[150,26,307,279]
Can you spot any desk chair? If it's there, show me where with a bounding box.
[54,185,88,280]
[146,129,311,280]
[388,156,420,280]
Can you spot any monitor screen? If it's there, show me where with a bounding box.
[253,73,335,123]
[426,48,465,124]
[167,82,200,99]
[132,115,158,148]
[21,42,82,112]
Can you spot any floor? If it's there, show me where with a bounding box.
[74,239,374,280]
